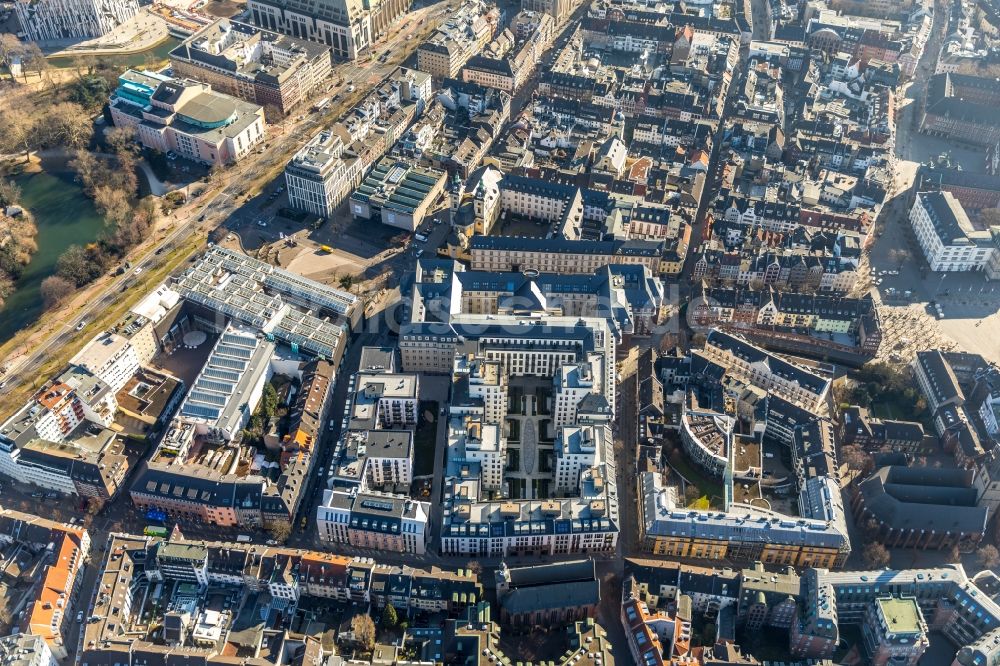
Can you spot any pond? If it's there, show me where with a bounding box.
[0,170,106,344]
[47,36,182,69]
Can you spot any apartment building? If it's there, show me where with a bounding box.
[69,313,157,393]
[81,535,481,665]
[169,19,333,116]
[0,510,91,662]
[110,70,266,167]
[0,365,129,499]
[316,489,429,554]
[0,634,56,666]
[699,329,831,411]
[416,0,496,78]
[14,0,138,42]
[909,191,995,274]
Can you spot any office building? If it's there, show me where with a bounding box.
[416,0,496,78]
[247,0,410,61]
[169,19,333,116]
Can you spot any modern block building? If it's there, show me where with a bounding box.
[110,70,266,167]
[169,19,333,116]
[14,0,139,43]
[349,157,448,231]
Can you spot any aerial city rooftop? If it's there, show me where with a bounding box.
[4,0,1000,663]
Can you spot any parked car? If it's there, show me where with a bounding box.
[75,320,87,331]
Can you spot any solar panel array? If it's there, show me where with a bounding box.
[180,329,258,424]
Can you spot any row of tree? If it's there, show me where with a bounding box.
[40,128,158,309]
[0,180,38,308]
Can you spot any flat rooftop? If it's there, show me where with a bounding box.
[877,596,924,635]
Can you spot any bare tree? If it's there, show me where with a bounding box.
[863,542,891,569]
[842,444,874,479]
[978,544,1000,570]
[42,102,93,149]
[268,521,292,543]
[350,613,376,652]
[106,126,138,156]
[0,110,36,161]
[0,179,21,207]
[0,34,24,82]
[94,186,133,229]
[947,544,963,564]
[22,43,50,83]
[887,248,912,269]
[40,275,75,309]
[465,560,482,576]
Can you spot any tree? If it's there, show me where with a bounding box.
[56,244,105,287]
[261,383,279,422]
[381,604,397,628]
[862,517,881,539]
[263,103,284,123]
[43,102,93,149]
[268,521,292,543]
[465,560,482,576]
[69,149,102,193]
[947,544,963,564]
[978,544,1000,569]
[94,186,133,230]
[887,248,912,269]
[981,208,1000,228]
[67,74,112,112]
[842,444,874,478]
[863,542,891,569]
[684,484,701,503]
[0,180,21,207]
[21,43,50,83]
[351,613,376,652]
[105,125,138,156]
[40,275,75,309]
[0,110,36,161]
[0,34,24,82]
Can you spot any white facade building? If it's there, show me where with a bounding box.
[909,191,995,273]
[554,424,605,492]
[316,488,429,554]
[553,356,603,428]
[14,0,139,43]
[285,129,361,218]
